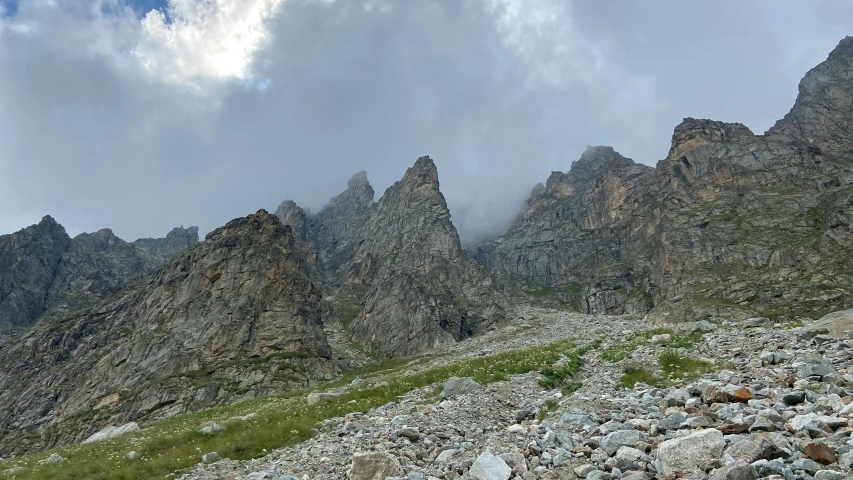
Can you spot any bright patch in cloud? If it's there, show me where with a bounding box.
[133,0,287,86]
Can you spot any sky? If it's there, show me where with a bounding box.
[0,0,851,244]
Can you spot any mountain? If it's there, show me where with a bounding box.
[0,217,198,332]
[475,36,853,323]
[0,210,332,455]
[276,157,507,357]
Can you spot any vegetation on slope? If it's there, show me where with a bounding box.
[0,339,591,480]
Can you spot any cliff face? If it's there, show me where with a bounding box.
[276,158,507,357]
[473,146,661,314]
[0,216,72,331]
[344,157,505,356]
[0,210,332,455]
[475,37,853,322]
[0,218,198,332]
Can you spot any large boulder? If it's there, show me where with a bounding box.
[468,451,512,480]
[800,308,853,340]
[349,451,401,480]
[82,422,141,444]
[600,430,647,455]
[440,377,482,399]
[656,429,724,476]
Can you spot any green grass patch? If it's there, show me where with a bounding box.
[620,364,661,388]
[659,349,712,380]
[601,328,674,362]
[537,399,559,421]
[0,339,591,480]
[619,349,713,389]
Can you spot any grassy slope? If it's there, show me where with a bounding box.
[0,339,589,480]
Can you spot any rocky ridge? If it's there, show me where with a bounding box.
[474,36,853,323]
[276,157,507,357]
[0,210,333,456]
[0,216,198,332]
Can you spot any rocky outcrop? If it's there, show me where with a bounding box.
[0,210,332,455]
[475,37,853,322]
[306,171,375,288]
[0,216,72,331]
[474,146,660,314]
[0,218,198,332]
[344,157,505,356]
[275,159,506,357]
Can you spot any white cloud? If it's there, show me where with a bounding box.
[133,0,287,87]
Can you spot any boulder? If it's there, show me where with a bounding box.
[708,460,759,480]
[600,430,647,455]
[468,451,512,480]
[82,422,141,444]
[804,442,838,465]
[800,309,853,339]
[349,451,401,480]
[656,428,724,476]
[307,392,339,406]
[724,433,784,462]
[440,377,482,399]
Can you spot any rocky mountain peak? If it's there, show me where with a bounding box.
[407,155,440,182]
[1,218,198,332]
[665,118,755,163]
[205,209,289,245]
[347,170,369,188]
[275,200,309,240]
[343,156,505,356]
[768,36,853,160]
[72,228,123,251]
[540,146,638,199]
[165,226,199,243]
[0,207,333,454]
[568,145,635,179]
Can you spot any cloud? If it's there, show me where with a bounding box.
[134,0,286,88]
[0,0,850,245]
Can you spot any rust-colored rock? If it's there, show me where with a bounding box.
[804,442,839,465]
[717,423,750,434]
[732,387,753,403]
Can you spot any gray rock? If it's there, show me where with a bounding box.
[585,471,610,480]
[349,451,401,480]
[498,452,527,472]
[562,413,597,428]
[600,430,647,455]
[754,459,794,480]
[514,404,539,423]
[783,391,806,405]
[201,452,220,464]
[125,451,139,460]
[82,422,141,444]
[199,424,224,434]
[801,309,853,340]
[709,460,759,480]
[790,458,823,474]
[814,471,844,480]
[656,428,724,476]
[440,377,482,399]
[435,449,460,463]
[307,393,339,406]
[798,364,836,378]
[37,453,64,464]
[468,451,512,480]
[574,465,597,478]
[724,434,785,462]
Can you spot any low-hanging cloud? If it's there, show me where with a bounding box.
[0,0,850,245]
